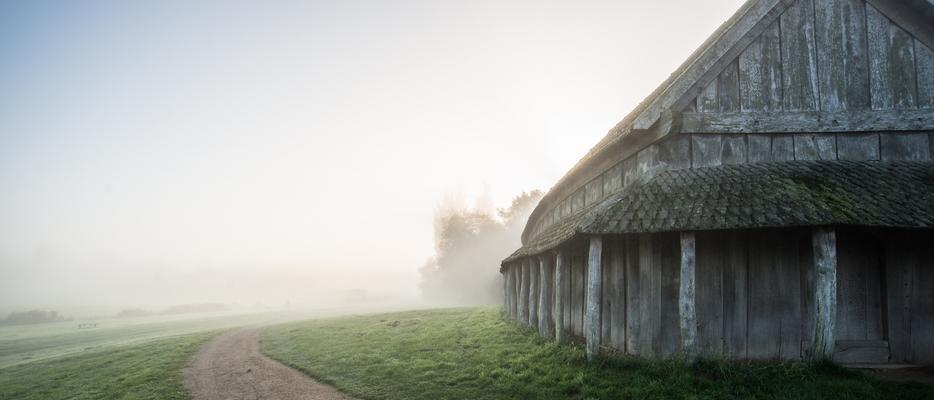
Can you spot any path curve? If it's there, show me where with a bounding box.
[184,328,356,400]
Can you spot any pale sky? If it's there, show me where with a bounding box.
[0,0,744,313]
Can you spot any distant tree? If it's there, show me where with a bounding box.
[1,310,69,326]
[419,189,543,305]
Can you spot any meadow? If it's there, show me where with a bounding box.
[263,306,934,400]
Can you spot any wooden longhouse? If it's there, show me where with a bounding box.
[500,0,934,364]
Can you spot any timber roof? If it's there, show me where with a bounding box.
[503,161,934,265]
[520,0,934,245]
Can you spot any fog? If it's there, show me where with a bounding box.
[0,0,743,317]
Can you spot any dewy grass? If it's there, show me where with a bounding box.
[0,331,216,400]
[262,306,933,400]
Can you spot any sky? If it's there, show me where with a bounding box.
[0,0,744,314]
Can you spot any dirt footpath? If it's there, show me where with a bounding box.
[184,328,356,400]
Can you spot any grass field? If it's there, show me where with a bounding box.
[0,331,215,400]
[263,306,934,400]
[0,307,355,400]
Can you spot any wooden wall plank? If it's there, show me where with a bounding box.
[661,233,682,356]
[696,231,724,355]
[638,234,662,357]
[625,236,640,355]
[586,237,603,359]
[555,251,568,343]
[697,79,719,112]
[748,135,772,163]
[622,157,638,189]
[880,133,931,161]
[837,133,881,160]
[721,135,748,165]
[794,134,837,160]
[681,109,934,133]
[740,21,783,112]
[909,231,934,364]
[884,231,916,363]
[692,135,723,168]
[529,258,539,329]
[609,239,627,350]
[679,232,698,358]
[540,255,555,338]
[917,40,934,108]
[799,231,816,358]
[719,61,741,112]
[585,176,604,206]
[601,241,614,345]
[867,4,918,110]
[771,135,795,161]
[780,0,819,111]
[656,134,692,171]
[748,229,803,359]
[519,262,529,326]
[723,230,748,358]
[603,163,623,196]
[815,0,871,111]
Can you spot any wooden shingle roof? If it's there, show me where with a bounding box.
[503,161,934,265]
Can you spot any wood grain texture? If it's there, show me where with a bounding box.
[680,109,934,133]
[794,134,837,160]
[917,40,934,108]
[837,133,880,160]
[721,134,748,164]
[585,237,603,360]
[867,4,917,110]
[771,135,795,161]
[585,176,604,206]
[880,133,931,161]
[748,135,772,163]
[554,250,568,343]
[539,255,555,338]
[748,229,803,360]
[602,163,623,196]
[696,231,725,356]
[697,79,719,112]
[692,135,723,168]
[723,231,749,358]
[638,234,662,357]
[740,21,783,112]
[528,258,539,329]
[780,0,819,111]
[812,228,837,359]
[625,235,641,355]
[518,262,529,326]
[815,0,871,111]
[679,232,698,358]
[719,61,742,112]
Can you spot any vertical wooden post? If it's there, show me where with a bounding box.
[528,258,539,329]
[503,268,509,318]
[512,265,520,320]
[539,255,555,338]
[554,250,568,343]
[812,227,837,359]
[679,232,698,359]
[518,261,529,325]
[586,236,603,360]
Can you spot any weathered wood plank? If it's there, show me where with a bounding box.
[721,134,747,165]
[602,162,623,196]
[519,261,529,326]
[722,230,748,358]
[837,133,881,160]
[539,255,555,338]
[585,176,604,206]
[917,40,934,108]
[697,79,719,112]
[625,235,640,355]
[748,229,803,359]
[880,133,931,161]
[794,134,837,160]
[909,231,934,364]
[812,228,837,359]
[680,109,934,133]
[696,231,725,355]
[867,4,917,110]
[601,241,612,345]
[679,232,698,358]
[747,135,772,163]
[833,340,890,363]
[656,134,692,171]
[529,258,539,329]
[608,239,626,350]
[740,20,783,112]
[884,232,914,363]
[719,60,741,112]
[638,234,662,357]
[692,135,723,168]
[815,0,871,111]
[771,135,794,161]
[780,0,819,111]
[555,250,568,343]
[865,0,934,54]
[660,233,683,357]
[586,236,603,360]
[622,157,638,189]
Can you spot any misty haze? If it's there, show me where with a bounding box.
[3,0,934,399]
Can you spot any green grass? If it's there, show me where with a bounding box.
[0,331,215,400]
[262,306,934,400]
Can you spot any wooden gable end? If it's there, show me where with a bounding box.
[680,0,934,134]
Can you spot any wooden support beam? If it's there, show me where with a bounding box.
[585,236,604,360]
[528,258,539,329]
[681,110,934,134]
[538,255,555,338]
[554,250,568,343]
[679,232,698,359]
[518,261,529,326]
[812,228,838,359]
